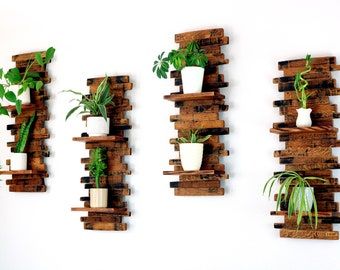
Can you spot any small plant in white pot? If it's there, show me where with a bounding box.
[10,114,36,171]
[0,47,55,116]
[153,41,208,94]
[64,76,113,136]
[177,130,211,171]
[294,54,313,127]
[263,171,327,229]
[89,147,108,208]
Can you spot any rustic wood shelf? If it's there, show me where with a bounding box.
[269,55,340,240]
[270,126,337,134]
[0,170,34,175]
[4,50,52,192]
[163,28,230,196]
[71,207,131,215]
[72,135,127,142]
[164,91,225,102]
[72,75,133,231]
[163,170,215,176]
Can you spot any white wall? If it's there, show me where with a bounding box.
[0,0,340,269]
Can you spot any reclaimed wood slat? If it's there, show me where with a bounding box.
[174,187,224,196]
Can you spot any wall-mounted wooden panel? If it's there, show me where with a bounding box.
[71,75,132,231]
[0,51,52,192]
[270,56,340,240]
[163,28,230,196]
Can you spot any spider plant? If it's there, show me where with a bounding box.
[263,171,327,229]
[294,54,312,109]
[64,75,113,121]
[177,130,211,143]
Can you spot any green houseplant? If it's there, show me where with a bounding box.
[294,54,312,127]
[0,47,56,116]
[263,171,326,229]
[10,114,36,170]
[153,41,208,94]
[64,75,113,136]
[177,130,211,171]
[89,147,108,208]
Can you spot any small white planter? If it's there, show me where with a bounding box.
[296,108,312,127]
[87,116,110,136]
[181,66,205,94]
[10,153,27,170]
[8,85,30,105]
[179,143,204,171]
[90,188,108,208]
[292,187,314,212]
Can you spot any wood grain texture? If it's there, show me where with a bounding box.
[164,28,229,196]
[5,50,52,192]
[72,75,133,231]
[270,55,340,240]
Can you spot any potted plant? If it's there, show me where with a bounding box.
[294,54,312,127]
[89,147,108,208]
[0,47,55,115]
[263,171,327,229]
[177,130,211,171]
[64,76,113,136]
[10,114,36,170]
[153,41,208,94]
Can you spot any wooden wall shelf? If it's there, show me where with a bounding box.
[1,51,52,192]
[270,56,340,240]
[163,28,229,196]
[71,75,133,231]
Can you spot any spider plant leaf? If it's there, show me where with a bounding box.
[65,106,80,120]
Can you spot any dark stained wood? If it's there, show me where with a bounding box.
[164,92,224,102]
[164,28,229,197]
[73,135,127,142]
[270,55,340,240]
[175,187,224,196]
[72,75,132,231]
[163,170,215,176]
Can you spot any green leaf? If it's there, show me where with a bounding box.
[65,106,80,120]
[4,68,21,84]
[15,99,22,115]
[18,86,26,96]
[0,68,3,78]
[97,104,107,120]
[0,84,5,98]
[5,91,16,102]
[35,53,44,66]
[45,47,56,63]
[0,106,9,116]
[36,81,43,91]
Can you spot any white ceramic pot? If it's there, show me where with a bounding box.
[8,85,30,105]
[87,116,110,136]
[90,188,108,208]
[179,143,204,171]
[296,108,312,127]
[181,66,205,94]
[10,153,27,170]
[292,187,314,212]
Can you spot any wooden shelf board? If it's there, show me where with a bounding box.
[0,170,34,175]
[270,211,340,218]
[163,170,215,176]
[164,92,224,102]
[280,229,339,240]
[71,207,130,215]
[270,126,337,135]
[3,104,38,112]
[72,135,127,143]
